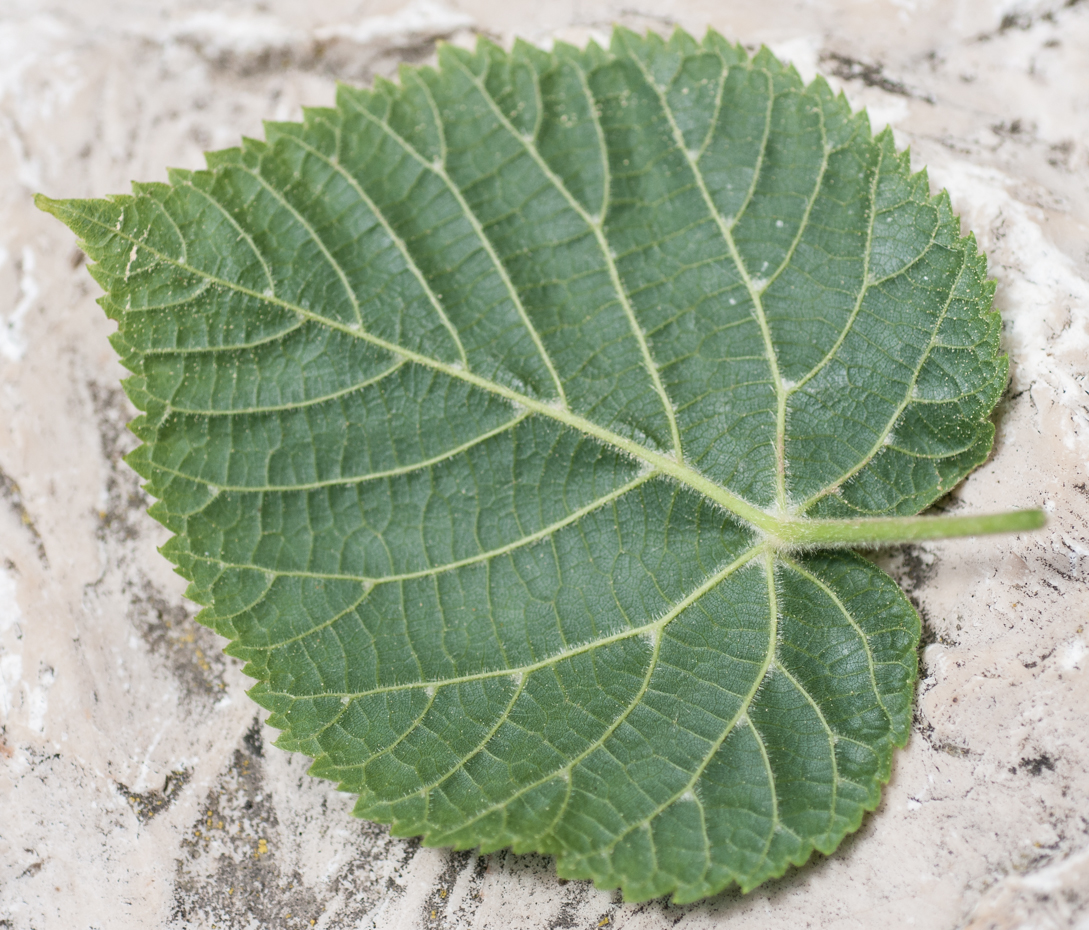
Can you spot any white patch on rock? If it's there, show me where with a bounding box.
[0,653,21,721]
[26,665,54,733]
[767,36,820,85]
[1,246,38,362]
[131,2,473,75]
[0,563,22,635]
[864,97,910,134]
[1059,637,1085,672]
[148,10,298,59]
[314,1,473,47]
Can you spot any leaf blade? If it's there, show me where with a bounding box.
[38,27,1014,903]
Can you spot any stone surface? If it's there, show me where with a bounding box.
[0,1,1087,928]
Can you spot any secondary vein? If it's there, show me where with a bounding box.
[632,57,790,512]
[339,84,568,407]
[149,410,530,492]
[453,57,684,460]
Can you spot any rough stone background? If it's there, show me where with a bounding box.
[1,0,1087,927]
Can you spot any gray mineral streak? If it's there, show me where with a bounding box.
[1,1,1087,928]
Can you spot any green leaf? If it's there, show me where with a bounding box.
[38,27,1038,904]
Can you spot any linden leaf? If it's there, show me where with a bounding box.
[39,28,1039,904]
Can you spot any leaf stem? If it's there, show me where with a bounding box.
[773,508,1047,549]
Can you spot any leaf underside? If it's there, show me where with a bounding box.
[40,28,1006,904]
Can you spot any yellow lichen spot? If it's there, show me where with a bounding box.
[439,888,446,898]
[217,821,224,829]
[227,888,233,895]
[598,919,611,928]
[256,837,268,857]
[430,911,436,920]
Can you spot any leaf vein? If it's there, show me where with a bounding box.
[586,550,780,862]
[454,57,683,459]
[236,165,363,329]
[177,179,276,295]
[163,357,407,415]
[295,122,469,368]
[339,84,568,406]
[632,58,788,507]
[146,411,530,492]
[194,471,656,600]
[779,556,893,728]
[799,250,970,511]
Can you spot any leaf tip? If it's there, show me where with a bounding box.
[33,192,60,216]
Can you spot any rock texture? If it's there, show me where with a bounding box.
[1,1,1087,928]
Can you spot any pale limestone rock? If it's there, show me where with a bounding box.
[1,1,1086,927]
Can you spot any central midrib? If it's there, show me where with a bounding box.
[76,212,781,533]
[77,206,1035,550]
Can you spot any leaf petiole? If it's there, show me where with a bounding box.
[772,508,1047,549]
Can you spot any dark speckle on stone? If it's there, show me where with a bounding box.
[1020,754,1056,776]
[243,714,265,758]
[119,769,192,824]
